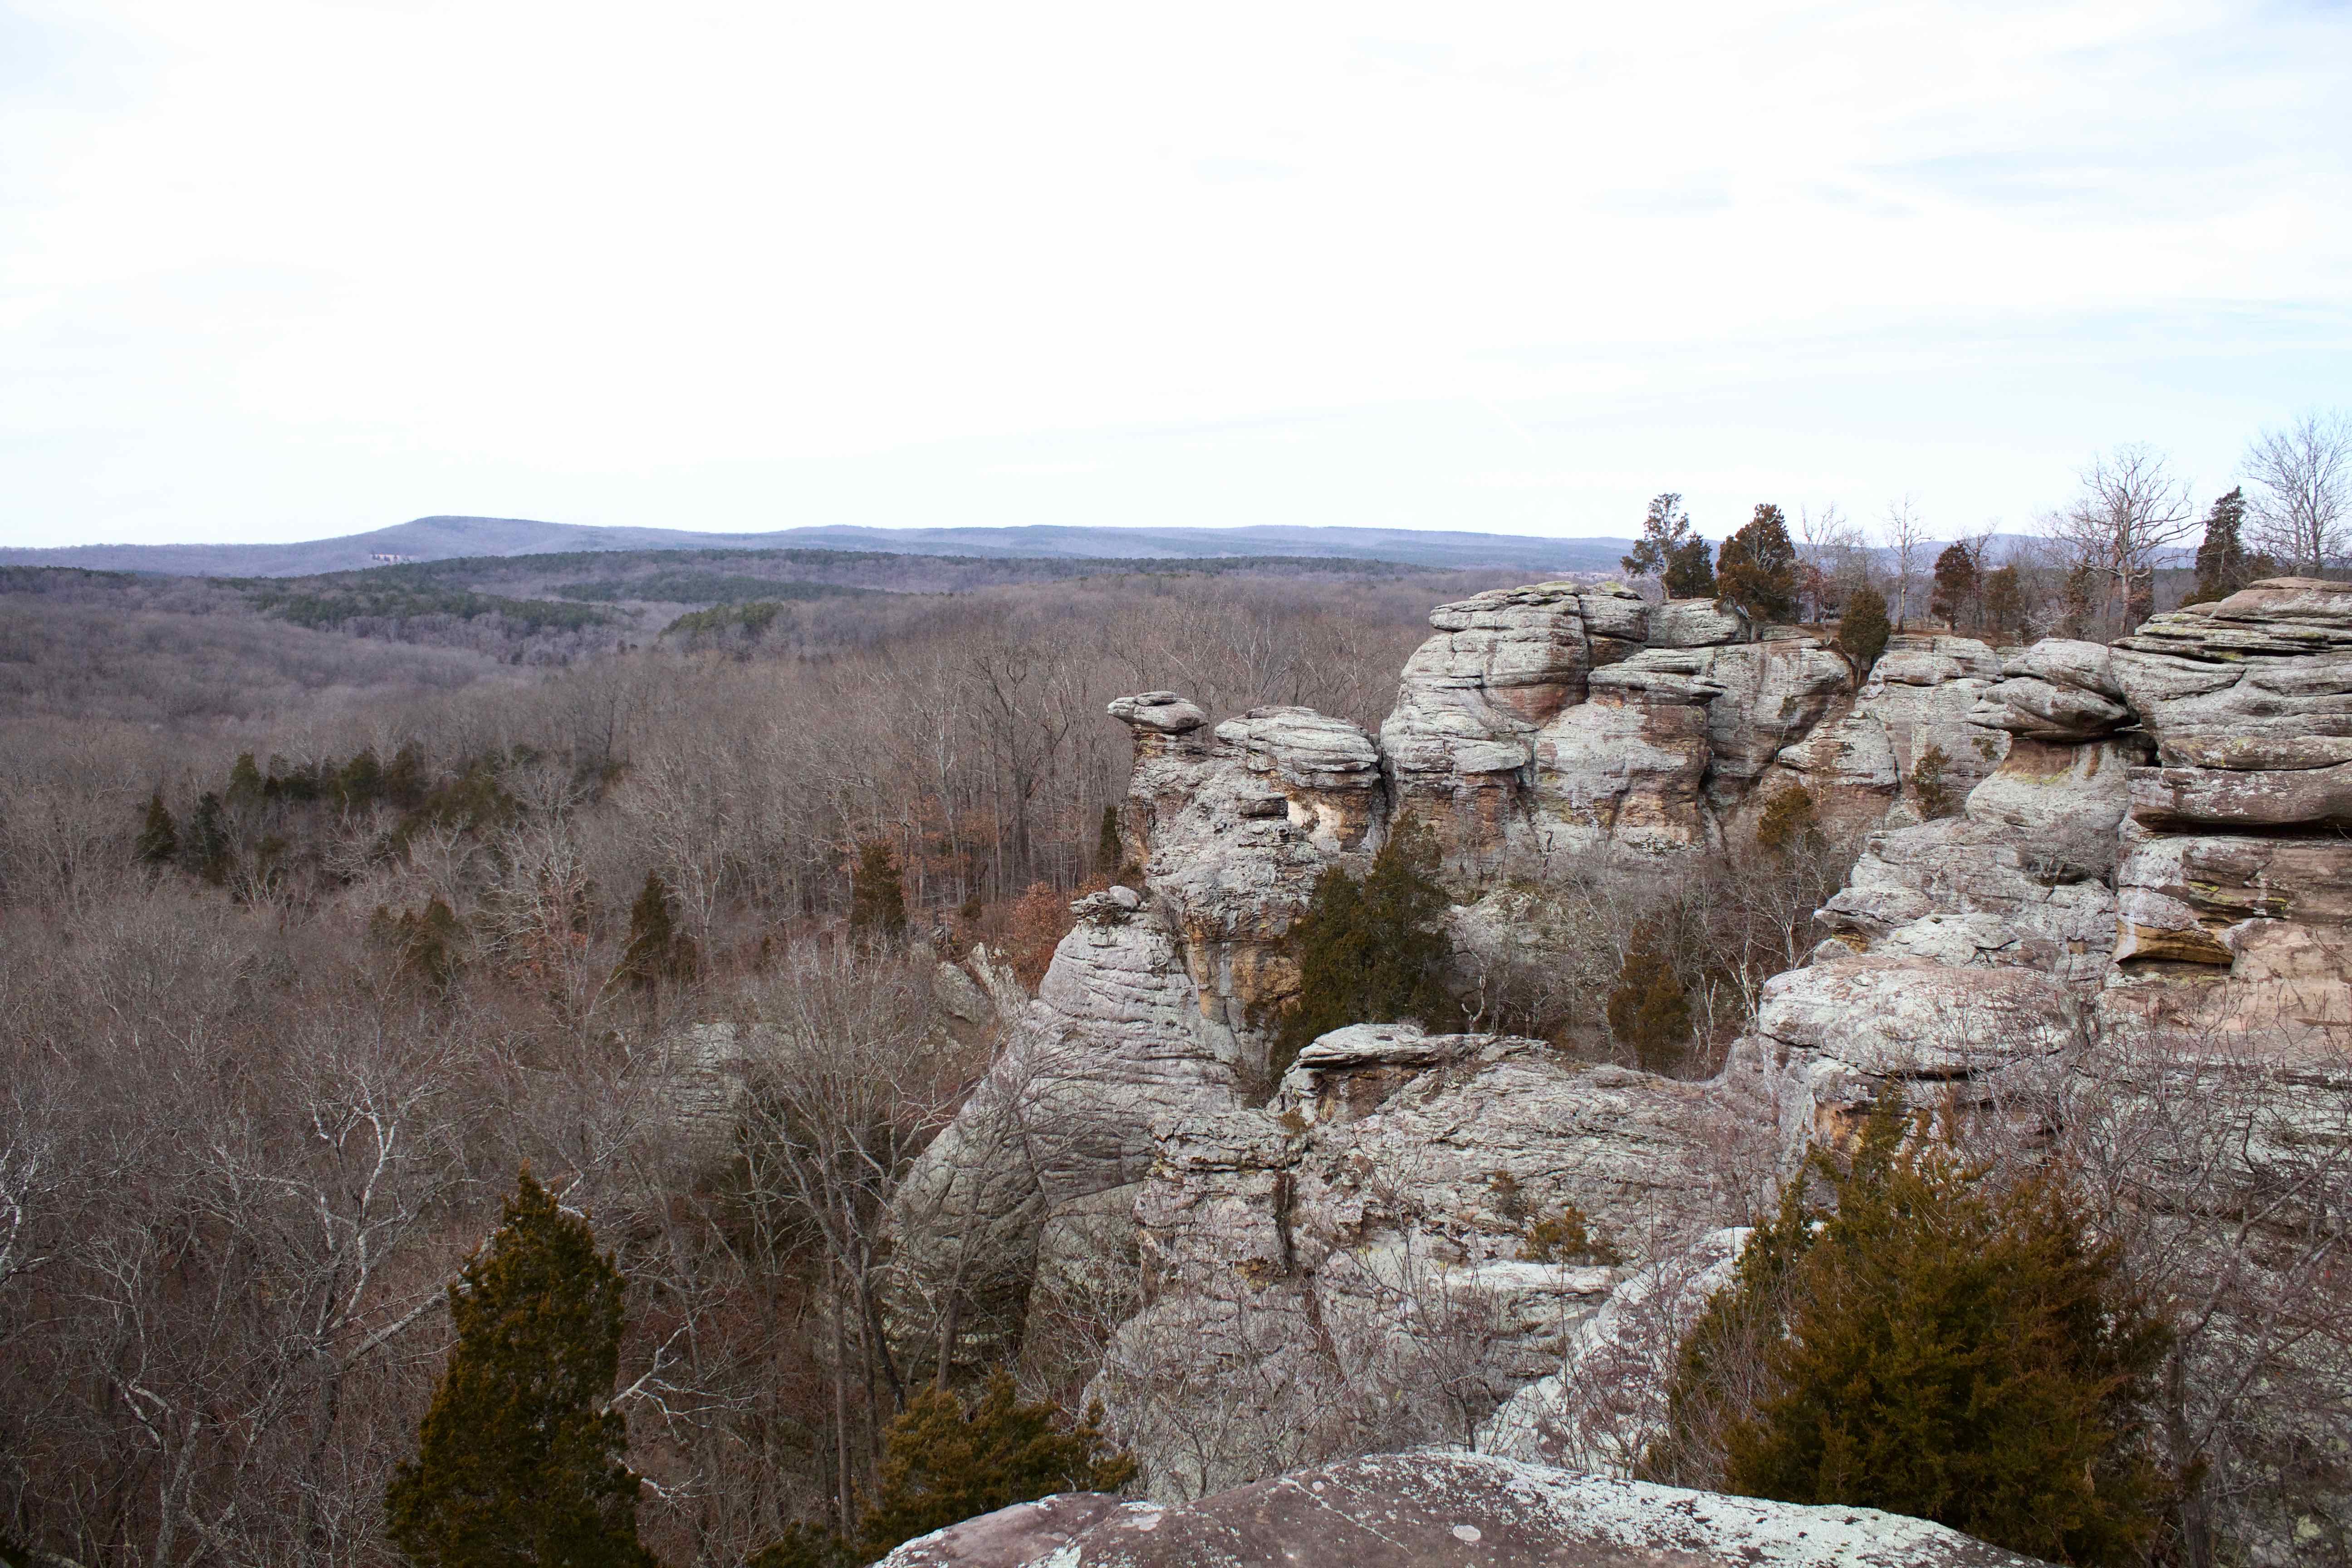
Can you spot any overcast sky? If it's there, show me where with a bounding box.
[3,0,2347,549]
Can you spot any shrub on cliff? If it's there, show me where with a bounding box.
[858,1372,1136,1562]
[1272,819,1455,1080]
[387,1169,655,1568]
[1651,1102,2171,1567]
[1833,586,1890,676]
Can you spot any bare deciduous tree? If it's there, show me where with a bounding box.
[2242,409,2352,576]
[2044,443,2199,631]
[1880,496,1931,630]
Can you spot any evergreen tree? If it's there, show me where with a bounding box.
[372,896,466,990]
[226,751,265,801]
[385,742,431,810]
[2182,487,2273,607]
[2061,561,2098,637]
[1657,1102,2171,1567]
[136,792,179,866]
[181,791,235,886]
[337,746,386,807]
[387,1169,655,1568]
[1928,543,1980,630]
[1096,804,1124,879]
[1272,820,1455,1079]
[1715,505,1798,629]
[1606,917,1691,1074]
[618,870,698,990]
[1833,586,1891,677]
[1621,493,1697,581]
[848,841,908,943]
[1979,564,2027,645]
[1664,535,1716,598]
[858,1372,1136,1562]
[1754,785,1821,857]
[745,1524,851,1568]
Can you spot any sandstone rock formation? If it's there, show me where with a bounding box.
[872,1451,2053,1567]
[894,575,2350,1557]
[1092,1024,1740,1497]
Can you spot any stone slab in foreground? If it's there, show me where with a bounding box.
[872,1450,2048,1567]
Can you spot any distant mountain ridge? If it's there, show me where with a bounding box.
[0,517,1637,578]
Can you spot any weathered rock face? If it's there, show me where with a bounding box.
[1381,582,1649,879]
[900,575,2352,1542]
[1480,1225,1751,1475]
[1114,698,1386,1052]
[1818,732,2152,988]
[1768,634,2009,832]
[872,1452,2053,1568]
[1093,1025,1736,1497]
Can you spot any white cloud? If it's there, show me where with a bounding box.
[0,0,2346,546]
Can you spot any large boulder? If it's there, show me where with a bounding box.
[872,1451,2052,1567]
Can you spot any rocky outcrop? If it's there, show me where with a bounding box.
[1773,634,2009,832]
[1093,1025,1737,1497]
[1381,590,2010,872]
[898,574,2352,1546]
[873,1451,2053,1567]
[1380,582,1649,878]
[1480,1225,1751,1475]
[1818,732,2151,987]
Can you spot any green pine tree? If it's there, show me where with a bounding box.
[387,1168,656,1568]
[1979,564,2027,645]
[848,841,908,943]
[136,792,180,865]
[372,895,466,990]
[1271,820,1456,1080]
[618,870,698,990]
[1834,586,1891,677]
[1715,505,1798,629]
[745,1523,852,1568]
[227,751,265,801]
[1654,1101,2171,1567]
[858,1372,1137,1562]
[1606,917,1691,1074]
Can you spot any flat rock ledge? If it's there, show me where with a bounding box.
[872,1451,2049,1567]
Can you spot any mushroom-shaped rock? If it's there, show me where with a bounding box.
[1107,691,1206,734]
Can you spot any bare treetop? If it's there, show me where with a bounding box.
[2242,409,2351,576]
[2044,442,2199,627]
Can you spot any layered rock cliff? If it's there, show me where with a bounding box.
[895,576,2352,1558]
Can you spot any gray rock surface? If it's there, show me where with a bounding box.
[872,1451,2053,1567]
[1094,1027,1732,1496]
[897,577,2352,1534]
